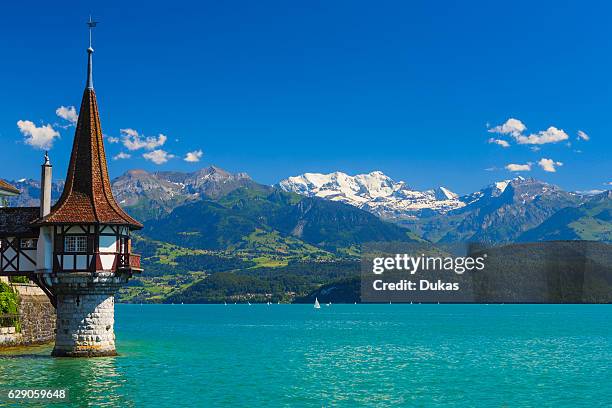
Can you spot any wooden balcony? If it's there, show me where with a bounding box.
[116,253,143,273]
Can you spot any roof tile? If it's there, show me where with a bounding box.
[38,88,142,229]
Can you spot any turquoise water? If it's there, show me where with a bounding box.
[0,304,610,407]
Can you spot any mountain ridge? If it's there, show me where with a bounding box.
[6,167,607,245]
[279,170,466,219]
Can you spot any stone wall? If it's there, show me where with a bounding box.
[0,282,56,347]
[53,292,116,357]
[0,327,22,346]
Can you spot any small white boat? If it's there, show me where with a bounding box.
[314,297,321,309]
[326,302,331,307]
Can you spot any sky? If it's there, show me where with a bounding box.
[0,0,610,194]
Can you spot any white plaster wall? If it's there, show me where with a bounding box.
[3,247,16,272]
[99,236,117,253]
[20,250,36,271]
[76,255,87,270]
[100,254,115,271]
[36,226,53,273]
[63,256,74,270]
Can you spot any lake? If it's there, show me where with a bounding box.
[0,304,610,407]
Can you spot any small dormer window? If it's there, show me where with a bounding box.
[20,238,38,249]
[65,236,87,253]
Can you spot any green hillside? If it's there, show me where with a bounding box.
[121,185,419,303]
[519,192,612,242]
[143,185,420,253]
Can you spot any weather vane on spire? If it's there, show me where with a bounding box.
[86,16,98,89]
[87,15,98,49]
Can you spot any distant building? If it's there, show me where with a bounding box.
[0,37,143,357]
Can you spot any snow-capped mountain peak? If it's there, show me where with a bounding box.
[435,186,459,200]
[495,181,510,193]
[279,171,465,219]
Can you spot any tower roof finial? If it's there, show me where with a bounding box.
[86,16,98,90]
[37,17,142,230]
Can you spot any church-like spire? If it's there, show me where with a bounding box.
[87,47,94,90]
[37,19,142,229]
[86,16,96,90]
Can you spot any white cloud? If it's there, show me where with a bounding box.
[577,130,590,141]
[538,158,563,173]
[489,118,575,146]
[488,138,510,148]
[17,120,60,150]
[505,163,532,172]
[113,152,131,160]
[489,118,526,137]
[121,128,139,137]
[184,149,203,162]
[605,182,612,186]
[514,126,569,145]
[55,105,78,124]
[143,149,175,165]
[120,128,167,151]
[530,146,541,152]
[107,136,120,144]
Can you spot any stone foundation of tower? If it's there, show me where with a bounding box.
[52,292,116,357]
[51,274,128,357]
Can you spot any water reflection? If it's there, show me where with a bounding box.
[0,347,134,408]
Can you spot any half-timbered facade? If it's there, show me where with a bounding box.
[51,224,139,273]
[0,31,143,357]
[0,207,39,275]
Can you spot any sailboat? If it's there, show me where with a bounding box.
[314,297,321,309]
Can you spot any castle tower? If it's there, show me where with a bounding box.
[36,37,143,357]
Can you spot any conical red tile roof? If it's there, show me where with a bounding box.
[38,50,142,229]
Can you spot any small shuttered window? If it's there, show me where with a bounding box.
[20,239,38,249]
